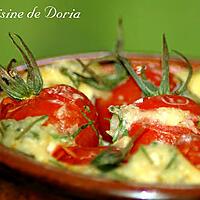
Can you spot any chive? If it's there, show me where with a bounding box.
[81,111,98,137]
[29,131,40,140]
[51,134,72,143]
[19,151,35,158]
[115,17,124,55]
[71,123,89,138]
[164,152,177,170]
[71,109,99,139]
[74,73,113,91]
[0,122,5,139]
[140,146,154,165]
[60,67,80,88]
[49,158,66,169]
[15,127,23,132]
[15,115,47,140]
[74,59,127,91]
[112,115,127,142]
[92,146,124,171]
[110,171,128,181]
[76,59,103,84]
[111,108,128,143]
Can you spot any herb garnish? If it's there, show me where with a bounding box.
[15,115,48,140]
[164,152,177,170]
[0,122,6,140]
[70,106,99,138]
[49,158,66,169]
[109,105,129,142]
[92,127,145,171]
[60,67,80,88]
[112,114,128,142]
[71,123,91,138]
[81,108,99,137]
[140,146,154,165]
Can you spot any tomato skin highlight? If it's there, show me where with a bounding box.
[0,84,99,147]
[135,95,200,116]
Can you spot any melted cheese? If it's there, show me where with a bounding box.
[37,60,95,100]
[108,105,198,137]
[0,117,60,163]
[38,60,110,102]
[113,143,200,184]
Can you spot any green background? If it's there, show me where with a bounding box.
[0,0,199,65]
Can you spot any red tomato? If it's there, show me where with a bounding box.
[0,84,99,147]
[178,139,200,168]
[96,66,177,141]
[128,95,200,168]
[135,94,200,116]
[95,77,141,142]
[52,145,107,165]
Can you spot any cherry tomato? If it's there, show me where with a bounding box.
[128,95,200,168]
[96,65,177,141]
[95,77,141,142]
[0,84,99,147]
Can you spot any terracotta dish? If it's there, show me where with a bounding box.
[0,52,200,200]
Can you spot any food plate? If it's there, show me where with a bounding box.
[0,52,200,200]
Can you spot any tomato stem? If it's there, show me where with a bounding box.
[117,34,192,97]
[115,17,124,55]
[172,50,193,95]
[158,34,170,95]
[63,19,127,91]
[0,33,43,100]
